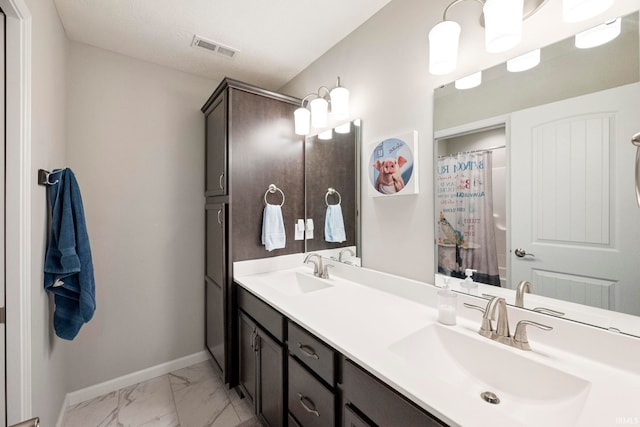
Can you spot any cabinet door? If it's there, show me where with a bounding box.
[205,203,226,373]
[238,311,257,407]
[206,203,225,285]
[206,278,225,372]
[257,329,284,427]
[205,92,227,196]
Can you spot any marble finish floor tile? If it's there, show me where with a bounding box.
[170,361,238,426]
[229,389,254,424]
[117,375,179,427]
[63,391,119,427]
[63,359,259,427]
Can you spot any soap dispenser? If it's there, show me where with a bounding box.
[461,268,478,289]
[437,278,457,326]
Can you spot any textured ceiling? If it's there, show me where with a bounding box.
[54,0,394,89]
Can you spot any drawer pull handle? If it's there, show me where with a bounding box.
[219,173,225,190]
[297,393,320,417]
[298,343,319,359]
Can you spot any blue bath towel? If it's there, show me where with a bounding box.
[44,168,96,340]
[262,204,286,251]
[325,204,346,243]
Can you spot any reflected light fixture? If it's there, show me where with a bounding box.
[293,77,350,136]
[335,122,351,134]
[428,0,545,75]
[318,129,333,140]
[562,0,614,23]
[455,71,482,89]
[575,17,621,49]
[507,48,541,72]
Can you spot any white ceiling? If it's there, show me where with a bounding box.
[54,0,394,90]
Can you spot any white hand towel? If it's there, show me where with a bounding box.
[262,204,286,251]
[325,204,346,243]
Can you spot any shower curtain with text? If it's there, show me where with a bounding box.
[436,151,500,286]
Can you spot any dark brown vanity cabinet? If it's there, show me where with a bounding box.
[205,202,226,374]
[205,91,227,197]
[233,283,450,427]
[202,78,302,386]
[237,286,286,426]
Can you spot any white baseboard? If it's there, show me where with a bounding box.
[57,350,210,422]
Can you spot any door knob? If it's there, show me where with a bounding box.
[514,248,535,258]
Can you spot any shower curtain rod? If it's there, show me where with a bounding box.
[438,145,505,158]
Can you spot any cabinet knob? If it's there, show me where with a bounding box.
[217,209,223,225]
[219,173,225,190]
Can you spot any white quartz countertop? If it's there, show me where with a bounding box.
[234,256,640,427]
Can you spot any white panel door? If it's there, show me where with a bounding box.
[1,10,6,426]
[510,83,640,315]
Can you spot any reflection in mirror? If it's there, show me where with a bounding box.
[433,12,640,336]
[305,120,361,265]
[436,127,507,287]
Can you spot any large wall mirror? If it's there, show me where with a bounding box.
[305,120,361,265]
[434,11,640,336]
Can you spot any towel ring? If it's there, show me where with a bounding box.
[264,184,285,206]
[325,187,341,206]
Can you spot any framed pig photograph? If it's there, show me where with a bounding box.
[367,130,419,197]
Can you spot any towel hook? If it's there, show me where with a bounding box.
[264,184,285,206]
[325,187,342,206]
[38,169,64,186]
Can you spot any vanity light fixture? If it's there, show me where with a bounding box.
[483,0,524,53]
[293,77,350,136]
[507,48,541,72]
[562,0,614,23]
[575,17,621,49]
[455,71,482,89]
[428,0,547,75]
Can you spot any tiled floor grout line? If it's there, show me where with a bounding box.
[166,373,183,427]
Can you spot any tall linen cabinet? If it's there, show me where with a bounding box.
[201,78,304,385]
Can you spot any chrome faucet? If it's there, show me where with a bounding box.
[338,248,355,262]
[465,296,552,351]
[304,253,323,277]
[515,280,532,308]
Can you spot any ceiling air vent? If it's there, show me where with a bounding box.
[192,35,238,58]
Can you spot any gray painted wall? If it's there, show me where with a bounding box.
[65,41,215,391]
[27,0,70,424]
[280,0,640,282]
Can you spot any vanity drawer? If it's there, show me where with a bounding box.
[288,321,336,385]
[237,284,284,342]
[288,356,335,427]
[287,412,301,427]
[342,360,447,427]
[344,404,373,427]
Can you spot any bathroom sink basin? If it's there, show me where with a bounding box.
[254,269,333,296]
[389,324,591,426]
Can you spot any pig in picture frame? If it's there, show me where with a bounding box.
[367,131,419,197]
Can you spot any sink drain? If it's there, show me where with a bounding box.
[480,391,500,404]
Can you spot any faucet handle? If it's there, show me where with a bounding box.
[463,303,495,339]
[513,320,553,351]
[321,264,334,279]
